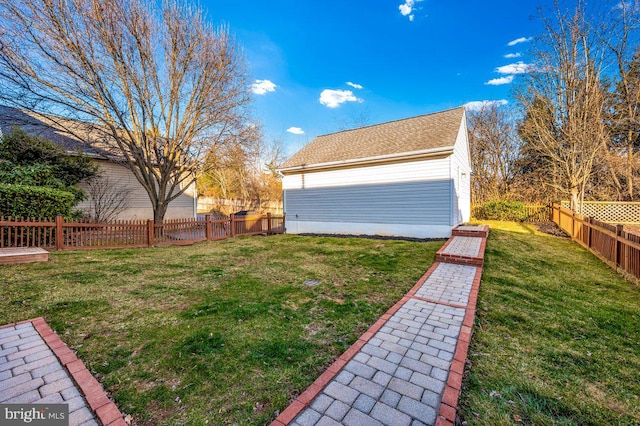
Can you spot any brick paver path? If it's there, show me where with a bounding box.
[0,318,126,426]
[0,323,98,425]
[273,225,489,426]
[438,236,482,258]
[413,263,476,307]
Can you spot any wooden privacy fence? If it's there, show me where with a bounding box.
[197,197,283,215]
[0,213,285,251]
[552,204,640,282]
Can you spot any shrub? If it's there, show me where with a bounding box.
[0,128,97,202]
[0,184,75,218]
[474,201,530,222]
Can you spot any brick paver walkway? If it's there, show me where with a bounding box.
[273,225,489,426]
[0,318,126,426]
[0,322,97,425]
[413,263,477,307]
[438,237,482,258]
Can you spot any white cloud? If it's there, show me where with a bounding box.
[251,79,277,95]
[399,0,414,16]
[485,75,514,86]
[399,0,421,20]
[346,81,363,89]
[504,52,522,58]
[464,100,509,112]
[496,61,530,74]
[507,37,532,46]
[286,127,304,135]
[319,89,362,108]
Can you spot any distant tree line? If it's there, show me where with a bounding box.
[197,134,283,214]
[470,1,640,211]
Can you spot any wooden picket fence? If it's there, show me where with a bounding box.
[552,204,640,282]
[0,214,285,251]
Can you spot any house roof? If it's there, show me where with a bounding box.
[279,107,465,173]
[0,106,121,159]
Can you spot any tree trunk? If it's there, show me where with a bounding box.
[627,140,634,199]
[153,201,168,223]
[570,187,580,213]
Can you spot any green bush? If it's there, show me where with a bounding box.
[474,201,530,222]
[0,162,86,202]
[0,128,97,186]
[0,184,75,218]
[0,128,97,203]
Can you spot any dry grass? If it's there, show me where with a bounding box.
[460,221,640,425]
[0,234,441,425]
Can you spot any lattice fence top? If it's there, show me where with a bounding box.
[560,201,640,223]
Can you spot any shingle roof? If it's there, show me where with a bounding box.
[0,106,120,159]
[280,107,465,171]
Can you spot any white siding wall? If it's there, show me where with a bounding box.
[450,116,471,224]
[76,160,196,220]
[282,156,455,238]
[282,156,451,190]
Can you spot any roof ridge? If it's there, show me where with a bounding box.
[316,106,464,138]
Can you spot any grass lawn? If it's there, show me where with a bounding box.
[460,221,640,425]
[0,234,441,425]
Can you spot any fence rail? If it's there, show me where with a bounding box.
[0,213,285,251]
[551,204,640,282]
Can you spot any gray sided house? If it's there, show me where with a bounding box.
[0,106,196,221]
[278,107,470,238]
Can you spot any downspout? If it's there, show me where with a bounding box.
[449,156,454,228]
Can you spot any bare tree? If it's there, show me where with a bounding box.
[467,105,521,203]
[517,1,608,211]
[333,108,376,132]
[198,131,283,212]
[83,174,132,222]
[605,2,640,199]
[0,0,251,221]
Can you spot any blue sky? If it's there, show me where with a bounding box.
[205,1,549,156]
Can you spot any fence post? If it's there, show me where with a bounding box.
[586,217,592,249]
[282,213,286,233]
[147,219,154,247]
[571,211,576,239]
[205,215,212,241]
[267,213,272,234]
[616,224,624,271]
[230,214,235,237]
[55,215,63,251]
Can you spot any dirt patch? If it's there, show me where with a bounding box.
[536,221,569,238]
